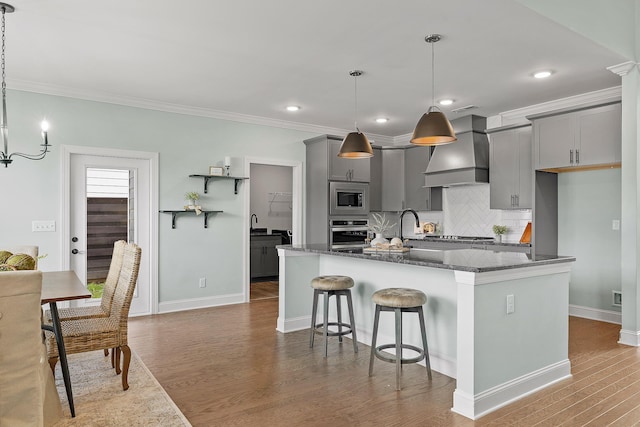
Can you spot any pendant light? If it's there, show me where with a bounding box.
[338,70,373,158]
[0,3,51,167]
[411,34,456,146]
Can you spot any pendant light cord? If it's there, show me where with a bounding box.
[353,72,358,132]
[431,39,435,109]
[1,5,7,156]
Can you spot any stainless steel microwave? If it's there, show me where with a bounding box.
[329,181,369,216]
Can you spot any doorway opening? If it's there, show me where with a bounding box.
[249,163,293,301]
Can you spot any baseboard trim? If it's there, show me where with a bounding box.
[276,315,311,333]
[569,304,621,325]
[158,293,245,314]
[619,329,640,347]
[452,359,571,420]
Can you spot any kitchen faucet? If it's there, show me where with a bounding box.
[399,209,420,241]
[250,214,258,231]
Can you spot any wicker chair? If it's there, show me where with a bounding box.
[45,242,141,390]
[45,240,126,322]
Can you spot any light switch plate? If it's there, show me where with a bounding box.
[32,220,55,232]
[612,220,620,231]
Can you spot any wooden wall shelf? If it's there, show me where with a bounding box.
[159,210,223,229]
[189,175,248,194]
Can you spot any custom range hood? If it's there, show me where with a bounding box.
[424,115,489,187]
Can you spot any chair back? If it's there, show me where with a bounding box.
[0,270,58,425]
[110,242,141,344]
[100,240,126,313]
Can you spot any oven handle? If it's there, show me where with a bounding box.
[330,226,369,232]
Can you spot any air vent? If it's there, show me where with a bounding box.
[452,105,477,114]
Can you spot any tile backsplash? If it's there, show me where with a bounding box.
[443,184,531,243]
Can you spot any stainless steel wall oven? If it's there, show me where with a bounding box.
[329,218,368,249]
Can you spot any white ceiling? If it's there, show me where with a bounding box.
[6,0,625,141]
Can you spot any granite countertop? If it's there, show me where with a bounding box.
[410,236,531,247]
[277,244,574,273]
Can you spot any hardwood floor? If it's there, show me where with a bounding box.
[128,302,640,426]
[250,280,279,300]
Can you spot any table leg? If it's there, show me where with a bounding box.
[48,302,75,417]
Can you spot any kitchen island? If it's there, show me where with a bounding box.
[277,244,575,420]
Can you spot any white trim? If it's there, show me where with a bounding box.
[60,144,160,314]
[607,61,638,77]
[452,359,571,420]
[619,329,640,347]
[489,86,622,127]
[158,293,245,314]
[454,263,573,285]
[569,304,621,325]
[276,315,310,333]
[12,81,395,145]
[243,157,304,303]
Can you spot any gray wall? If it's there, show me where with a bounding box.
[0,89,316,304]
[249,164,293,233]
[558,169,621,312]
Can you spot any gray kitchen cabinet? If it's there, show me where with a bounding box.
[369,145,442,212]
[488,124,532,209]
[405,146,432,211]
[381,149,405,211]
[328,138,370,182]
[250,235,281,279]
[532,102,621,170]
[369,147,382,211]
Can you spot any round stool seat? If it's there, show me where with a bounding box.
[311,275,354,291]
[372,288,427,308]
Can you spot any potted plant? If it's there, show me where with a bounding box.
[492,225,508,243]
[369,213,397,247]
[184,191,202,214]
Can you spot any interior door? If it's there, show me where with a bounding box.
[70,153,151,316]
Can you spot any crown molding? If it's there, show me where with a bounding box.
[9,79,396,145]
[495,86,622,127]
[607,61,638,77]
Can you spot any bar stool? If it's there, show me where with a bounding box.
[309,275,358,357]
[368,288,432,390]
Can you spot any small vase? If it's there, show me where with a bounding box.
[371,233,388,247]
[495,234,502,243]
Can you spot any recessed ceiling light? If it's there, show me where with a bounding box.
[439,99,454,106]
[375,117,389,124]
[286,105,300,112]
[533,71,552,79]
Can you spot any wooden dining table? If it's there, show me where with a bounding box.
[41,271,91,418]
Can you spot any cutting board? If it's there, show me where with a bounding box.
[520,222,532,244]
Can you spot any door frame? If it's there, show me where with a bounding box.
[243,157,303,302]
[60,144,160,314]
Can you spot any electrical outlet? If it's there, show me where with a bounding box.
[414,223,424,234]
[506,294,515,314]
[612,220,620,231]
[613,290,622,307]
[199,277,206,288]
[32,220,55,232]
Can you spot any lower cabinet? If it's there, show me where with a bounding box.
[250,235,282,279]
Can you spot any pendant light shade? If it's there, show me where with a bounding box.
[411,107,456,145]
[338,70,373,158]
[338,131,373,158]
[411,34,456,146]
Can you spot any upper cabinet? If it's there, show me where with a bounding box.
[369,145,441,212]
[327,138,370,182]
[531,102,621,171]
[369,147,383,211]
[488,124,532,210]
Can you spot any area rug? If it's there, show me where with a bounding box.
[53,350,191,426]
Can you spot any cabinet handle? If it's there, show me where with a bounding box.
[515,194,519,207]
[576,149,579,165]
[510,195,514,206]
[570,149,574,165]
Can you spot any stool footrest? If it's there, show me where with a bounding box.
[314,322,353,337]
[374,343,425,365]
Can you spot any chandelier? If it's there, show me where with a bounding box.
[0,3,50,167]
